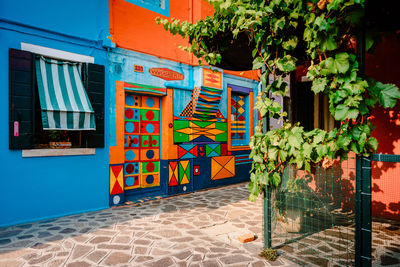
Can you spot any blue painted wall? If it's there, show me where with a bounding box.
[0,0,110,227]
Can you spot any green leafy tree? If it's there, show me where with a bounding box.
[157,0,400,201]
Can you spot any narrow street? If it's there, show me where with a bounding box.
[0,183,295,267]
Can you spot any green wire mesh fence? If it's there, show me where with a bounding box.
[269,155,356,266]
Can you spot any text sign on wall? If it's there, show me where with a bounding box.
[149,68,184,81]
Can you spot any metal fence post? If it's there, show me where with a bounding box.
[264,188,272,248]
[355,155,372,266]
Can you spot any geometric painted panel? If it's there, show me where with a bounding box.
[125,135,140,148]
[125,121,140,134]
[141,135,160,148]
[178,160,191,185]
[142,161,160,174]
[124,93,161,191]
[125,149,140,162]
[124,162,139,175]
[140,173,160,188]
[211,156,235,180]
[141,95,160,109]
[178,144,198,159]
[141,121,160,134]
[110,165,124,195]
[124,175,140,190]
[206,144,221,157]
[173,120,227,143]
[168,161,179,186]
[140,109,159,122]
[125,107,139,121]
[140,149,160,161]
[193,86,223,120]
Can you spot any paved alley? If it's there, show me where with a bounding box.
[0,183,295,267]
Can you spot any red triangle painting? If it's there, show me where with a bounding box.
[169,175,178,186]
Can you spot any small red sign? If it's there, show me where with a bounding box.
[149,68,184,81]
[134,65,144,73]
[14,121,19,137]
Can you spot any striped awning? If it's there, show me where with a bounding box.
[35,56,95,130]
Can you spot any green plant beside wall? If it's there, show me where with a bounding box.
[157,0,400,202]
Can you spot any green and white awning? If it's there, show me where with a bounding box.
[35,56,95,130]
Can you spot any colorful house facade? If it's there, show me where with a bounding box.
[108,48,258,204]
[106,0,260,205]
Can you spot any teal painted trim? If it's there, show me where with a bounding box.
[164,82,192,91]
[371,153,400,162]
[0,206,108,228]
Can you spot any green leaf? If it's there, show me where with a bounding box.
[282,36,298,51]
[276,55,297,72]
[334,52,350,74]
[311,78,328,93]
[376,82,400,108]
[337,134,352,149]
[367,137,378,151]
[252,57,264,70]
[334,104,349,120]
[271,172,281,187]
[321,36,338,51]
[347,109,359,119]
[288,134,301,148]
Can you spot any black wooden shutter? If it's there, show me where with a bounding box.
[9,48,35,149]
[82,63,105,148]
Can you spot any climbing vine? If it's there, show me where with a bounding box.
[157,0,400,201]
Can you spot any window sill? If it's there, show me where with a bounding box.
[22,148,96,158]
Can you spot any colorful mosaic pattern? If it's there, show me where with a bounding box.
[206,144,221,157]
[168,160,191,186]
[124,93,160,189]
[168,161,179,186]
[110,165,124,195]
[173,120,227,143]
[180,87,201,117]
[178,160,191,185]
[211,156,235,180]
[231,93,247,146]
[178,144,198,159]
[193,87,223,120]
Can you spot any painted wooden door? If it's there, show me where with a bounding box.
[123,93,160,190]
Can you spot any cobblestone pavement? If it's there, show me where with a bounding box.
[0,183,297,267]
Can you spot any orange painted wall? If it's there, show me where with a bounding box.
[366,35,400,221]
[109,0,210,65]
[109,0,259,80]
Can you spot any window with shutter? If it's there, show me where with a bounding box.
[8,48,105,150]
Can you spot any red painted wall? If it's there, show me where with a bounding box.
[366,34,400,221]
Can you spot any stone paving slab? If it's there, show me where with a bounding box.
[0,183,297,266]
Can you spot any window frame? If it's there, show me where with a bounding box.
[9,44,104,156]
[227,84,254,151]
